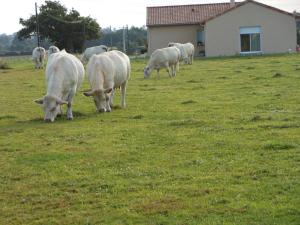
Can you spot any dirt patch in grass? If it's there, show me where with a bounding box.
[259,124,300,129]
[134,197,183,215]
[186,80,199,83]
[273,72,283,78]
[181,100,197,105]
[129,114,143,119]
[169,119,205,127]
[250,115,272,122]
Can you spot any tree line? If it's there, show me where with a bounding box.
[0,25,147,55]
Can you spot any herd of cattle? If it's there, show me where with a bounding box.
[32,42,195,122]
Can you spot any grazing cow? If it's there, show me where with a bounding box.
[144,46,180,78]
[168,42,195,64]
[32,47,46,69]
[81,45,108,63]
[83,50,130,113]
[34,50,85,122]
[48,46,60,56]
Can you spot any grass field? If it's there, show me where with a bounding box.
[0,54,299,225]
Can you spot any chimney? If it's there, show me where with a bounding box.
[230,0,235,7]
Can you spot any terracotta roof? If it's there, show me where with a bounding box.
[146,2,237,26]
[146,0,298,27]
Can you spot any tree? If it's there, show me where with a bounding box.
[17,1,100,52]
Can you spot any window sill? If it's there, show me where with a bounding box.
[240,51,262,55]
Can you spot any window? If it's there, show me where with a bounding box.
[197,30,205,46]
[240,27,261,53]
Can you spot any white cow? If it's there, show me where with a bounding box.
[48,46,60,56]
[144,46,180,78]
[168,42,195,64]
[81,45,108,63]
[34,50,85,122]
[32,47,46,69]
[83,50,130,113]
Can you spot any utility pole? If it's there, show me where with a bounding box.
[123,26,126,53]
[35,2,40,47]
[126,25,129,53]
[110,26,113,47]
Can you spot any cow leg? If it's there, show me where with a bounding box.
[172,65,176,77]
[109,89,115,107]
[66,102,73,120]
[167,67,172,77]
[66,89,76,120]
[176,61,180,71]
[157,69,160,79]
[120,82,127,108]
[57,106,63,117]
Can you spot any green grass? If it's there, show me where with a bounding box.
[0,54,299,225]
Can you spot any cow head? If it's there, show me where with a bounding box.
[34,95,67,122]
[144,67,151,78]
[83,88,112,113]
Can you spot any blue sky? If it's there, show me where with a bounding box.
[0,0,299,34]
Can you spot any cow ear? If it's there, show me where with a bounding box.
[104,88,112,94]
[34,98,44,104]
[103,46,108,52]
[83,90,96,97]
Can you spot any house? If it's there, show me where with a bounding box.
[146,0,300,57]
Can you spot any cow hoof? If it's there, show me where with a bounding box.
[67,117,73,120]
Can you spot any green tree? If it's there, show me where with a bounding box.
[17,1,100,52]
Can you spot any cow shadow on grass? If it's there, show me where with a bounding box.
[16,108,125,125]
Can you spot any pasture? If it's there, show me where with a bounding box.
[0,54,299,224]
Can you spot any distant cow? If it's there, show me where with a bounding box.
[168,42,194,64]
[144,46,180,78]
[83,50,130,113]
[81,45,108,62]
[32,47,46,69]
[48,46,60,56]
[34,50,85,122]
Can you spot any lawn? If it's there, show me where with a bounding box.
[0,54,299,225]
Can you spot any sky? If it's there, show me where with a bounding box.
[0,0,299,35]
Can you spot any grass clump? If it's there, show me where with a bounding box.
[0,60,11,70]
